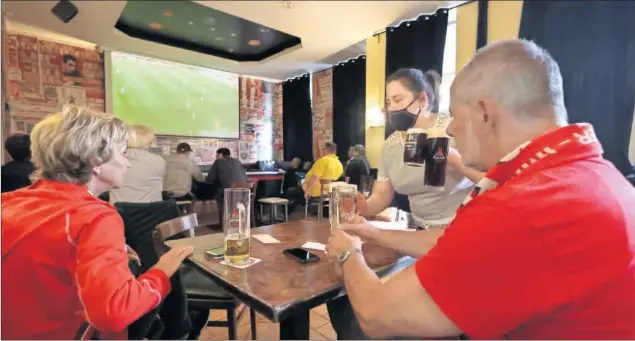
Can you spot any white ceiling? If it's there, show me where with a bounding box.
[3,1,457,82]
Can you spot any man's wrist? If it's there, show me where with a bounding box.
[341,250,365,272]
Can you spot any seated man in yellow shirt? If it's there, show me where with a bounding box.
[303,141,344,200]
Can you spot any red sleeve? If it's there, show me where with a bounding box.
[74,213,171,333]
[414,197,568,339]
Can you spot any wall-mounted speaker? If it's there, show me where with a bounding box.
[51,0,78,24]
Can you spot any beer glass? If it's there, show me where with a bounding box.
[423,128,450,189]
[404,128,428,166]
[329,184,357,231]
[223,188,251,265]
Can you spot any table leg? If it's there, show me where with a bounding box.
[279,310,310,340]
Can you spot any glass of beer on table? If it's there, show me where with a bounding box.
[330,184,357,231]
[223,188,251,265]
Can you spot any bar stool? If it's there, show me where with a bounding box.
[257,197,289,224]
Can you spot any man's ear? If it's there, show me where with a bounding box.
[477,97,499,130]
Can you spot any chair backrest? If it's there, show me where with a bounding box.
[115,200,181,270]
[152,213,198,257]
[319,179,332,196]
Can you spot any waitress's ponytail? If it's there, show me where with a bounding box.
[423,69,442,113]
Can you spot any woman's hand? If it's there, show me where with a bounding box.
[153,246,194,277]
[355,192,368,216]
[126,245,141,266]
[447,147,463,169]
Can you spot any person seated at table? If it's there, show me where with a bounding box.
[205,147,248,200]
[1,104,194,339]
[286,143,343,213]
[1,133,36,193]
[325,39,635,339]
[164,142,204,200]
[110,124,165,204]
[302,160,313,171]
[344,144,370,187]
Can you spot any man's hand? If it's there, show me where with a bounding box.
[153,246,194,277]
[304,190,311,201]
[339,218,379,243]
[326,229,363,262]
[126,245,141,266]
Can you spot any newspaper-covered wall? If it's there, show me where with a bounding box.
[311,69,334,159]
[4,33,105,136]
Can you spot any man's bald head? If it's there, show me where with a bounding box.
[447,40,569,172]
[452,39,567,124]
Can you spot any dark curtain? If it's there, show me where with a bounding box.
[282,74,313,162]
[476,0,488,49]
[385,8,449,138]
[332,56,367,163]
[519,1,635,174]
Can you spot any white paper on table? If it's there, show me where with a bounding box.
[368,221,412,231]
[252,234,281,244]
[302,242,326,252]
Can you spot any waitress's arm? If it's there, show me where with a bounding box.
[448,148,485,183]
[363,179,395,216]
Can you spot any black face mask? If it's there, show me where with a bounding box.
[388,98,421,131]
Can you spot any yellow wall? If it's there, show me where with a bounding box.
[456,0,524,73]
[365,33,386,168]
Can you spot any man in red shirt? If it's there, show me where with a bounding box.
[326,39,635,339]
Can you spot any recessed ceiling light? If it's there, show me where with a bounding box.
[215,37,224,41]
[247,40,261,46]
[188,21,194,25]
[163,10,173,16]
[230,33,236,37]
[149,22,164,29]
[210,27,216,31]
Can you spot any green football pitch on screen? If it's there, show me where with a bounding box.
[110,52,239,138]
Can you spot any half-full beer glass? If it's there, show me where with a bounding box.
[329,184,357,231]
[223,188,251,265]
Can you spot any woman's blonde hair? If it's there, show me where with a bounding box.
[128,124,156,149]
[30,104,131,185]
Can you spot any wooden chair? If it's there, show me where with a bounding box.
[152,214,257,340]
[304,179,332,223]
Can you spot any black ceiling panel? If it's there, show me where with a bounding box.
[115,1,302,62]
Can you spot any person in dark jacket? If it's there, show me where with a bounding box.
[282,157,303,192]
[345,144,371,187]
[205,148,248,199]
[2,134,36,193]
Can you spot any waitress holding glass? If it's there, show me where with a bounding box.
[357,68,484,228]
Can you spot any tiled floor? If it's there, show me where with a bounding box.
[198,304,336,340]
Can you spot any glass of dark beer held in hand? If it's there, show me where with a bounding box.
[404,128,428,166]
[423,128,450,190]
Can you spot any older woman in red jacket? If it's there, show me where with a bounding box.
[1,105,193,340]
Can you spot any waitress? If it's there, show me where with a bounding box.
[357,68,483,228]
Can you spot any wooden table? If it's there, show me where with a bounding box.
[165,220,415,340]
[247,170,284,182]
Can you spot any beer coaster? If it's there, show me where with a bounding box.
[220,257,262,269]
